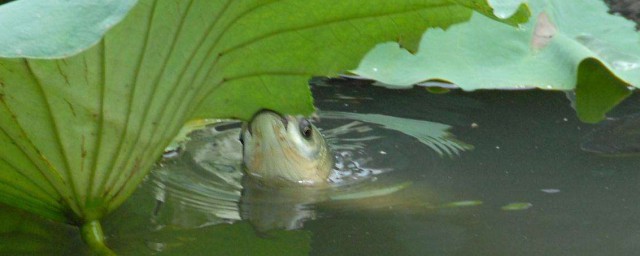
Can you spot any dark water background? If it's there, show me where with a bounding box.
[307,80,640,256]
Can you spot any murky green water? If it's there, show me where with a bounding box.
[4,79,640,255]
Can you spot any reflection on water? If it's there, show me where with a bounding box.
[6,78,640,255]
[149,107,468,234]
[0,204,84,255]
[581,112,640,155]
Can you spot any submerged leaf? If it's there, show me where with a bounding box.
[330,182,412,201]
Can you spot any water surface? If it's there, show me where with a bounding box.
[5,79,640,256]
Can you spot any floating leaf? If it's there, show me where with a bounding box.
[575,58,632,123]
[441,200,483,208]
[353,0,639,122]
[0,0,137,58]
[487,0,528,19]
[501,202,533,211]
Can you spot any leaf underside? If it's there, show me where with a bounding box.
[0,0,517,223]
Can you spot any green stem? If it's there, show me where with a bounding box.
[81,220,116,256]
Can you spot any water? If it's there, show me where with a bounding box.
[307,79,640,255]
[4,78,640,255]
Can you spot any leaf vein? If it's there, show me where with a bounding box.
[219,3,453,57]
[24,59,82,214]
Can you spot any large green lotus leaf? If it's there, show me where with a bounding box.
[0,0,529,253]
[353,0,638,122]
[0,0,526,227]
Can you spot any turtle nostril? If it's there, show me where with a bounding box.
[280,116,289,129]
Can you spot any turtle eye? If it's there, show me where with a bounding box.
[299,119,313,139]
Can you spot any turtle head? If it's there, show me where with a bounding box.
[241,110,333,185]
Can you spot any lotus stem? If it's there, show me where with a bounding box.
[81,220,116,256]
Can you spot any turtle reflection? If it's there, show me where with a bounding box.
[151,112,470,232]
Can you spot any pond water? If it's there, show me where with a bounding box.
[4,78,640,256]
